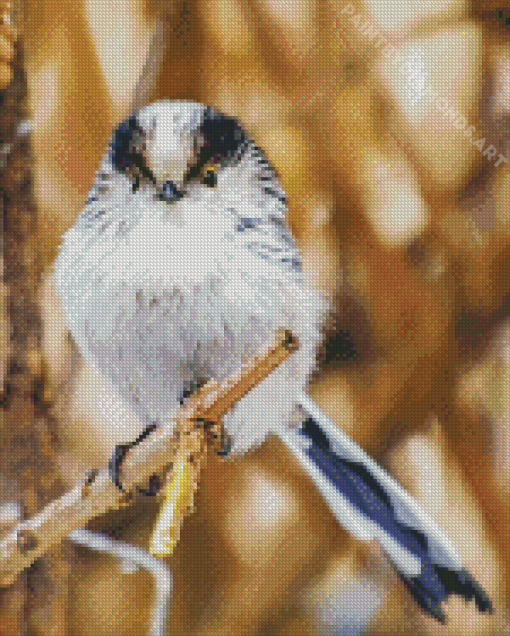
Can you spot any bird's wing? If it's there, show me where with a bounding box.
[274,392,493,623]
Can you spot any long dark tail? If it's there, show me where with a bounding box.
[275,393,493,624]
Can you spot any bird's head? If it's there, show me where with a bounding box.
[109,100,248,202]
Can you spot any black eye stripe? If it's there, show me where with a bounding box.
[109,114,156,187]
[109,115,140,173]
[197,107,247,169]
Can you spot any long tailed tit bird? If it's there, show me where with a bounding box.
[53,100,493,624]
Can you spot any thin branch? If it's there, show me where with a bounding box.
[0,329,298,588]
[69,528,172,636]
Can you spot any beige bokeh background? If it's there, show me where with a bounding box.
[6,0,509,633]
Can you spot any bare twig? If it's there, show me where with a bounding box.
[0,329,298,588]
[69,528,172,636]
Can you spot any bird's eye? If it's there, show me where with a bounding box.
[202,167,217,188]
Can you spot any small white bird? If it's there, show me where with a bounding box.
[53,100,493,623]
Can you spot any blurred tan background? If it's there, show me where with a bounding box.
[0,0,509,634]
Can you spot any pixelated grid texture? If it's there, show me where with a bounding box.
[0,1,509,635]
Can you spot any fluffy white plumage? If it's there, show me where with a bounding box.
[54,100,327,456]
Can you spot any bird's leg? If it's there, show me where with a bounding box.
[109,422,162,496]
[204,419,232,457]
[109,376,225,497]
[109,415,229,554]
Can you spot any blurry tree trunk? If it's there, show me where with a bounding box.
[0,9,71,635]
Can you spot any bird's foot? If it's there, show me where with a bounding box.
[109,422,162,497]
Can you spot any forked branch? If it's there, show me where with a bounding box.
[0,329,298,587]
